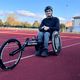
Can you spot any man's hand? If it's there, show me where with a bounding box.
[41,26,46,29]
[41,26,49,31]
[44,26,49,31]
[43,26,49,31]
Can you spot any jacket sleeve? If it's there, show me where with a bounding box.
[49,18,60,31]
[39,19,45,31]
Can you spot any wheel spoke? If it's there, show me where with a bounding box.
[0,39,22,70]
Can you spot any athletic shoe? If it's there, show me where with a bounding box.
[41,49,49,57]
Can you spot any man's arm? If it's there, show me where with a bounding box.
[49,17,60,31]
[55,18,60,31]
[39,20,45,31]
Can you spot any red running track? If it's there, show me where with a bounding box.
[0,29,80,80]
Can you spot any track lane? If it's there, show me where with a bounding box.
[0,30,80,80]
[0,42,80,80]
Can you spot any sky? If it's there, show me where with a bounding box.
[0,0,80,23]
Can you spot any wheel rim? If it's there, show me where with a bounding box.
[54,36,60,50]
[0,39,22,70]
[52,34,61,53]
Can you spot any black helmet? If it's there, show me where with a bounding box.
[44,6,53,12]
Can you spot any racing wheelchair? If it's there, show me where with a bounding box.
[0,31,62,71]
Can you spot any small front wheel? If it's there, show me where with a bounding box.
[0,39,22,71]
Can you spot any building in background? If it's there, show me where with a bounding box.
[65,21,73,32]
[72,16,80,32]
[72,16,80,26]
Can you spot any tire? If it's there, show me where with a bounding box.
[52,32,62,56]
[0,39,22,71]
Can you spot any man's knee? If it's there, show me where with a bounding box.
[38,31,43,36]
[44,32,50,37]
[38,31,44,42]
[44,32,50,43]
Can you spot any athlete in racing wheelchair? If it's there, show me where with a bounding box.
[35,6,61,57]
[0,6,61,70]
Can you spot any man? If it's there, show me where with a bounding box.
[36,6,60,57]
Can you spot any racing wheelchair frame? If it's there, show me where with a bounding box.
[0,31,62,71]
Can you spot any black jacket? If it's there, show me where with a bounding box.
[39,17,60,32]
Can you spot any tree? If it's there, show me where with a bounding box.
[5,14,17,26]
[60,23,66,32]
[32,21,40,28]
[23,22,32,28]
[4,21,10,27]
[0,19,3,26]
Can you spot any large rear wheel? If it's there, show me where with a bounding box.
[52,32,62,56]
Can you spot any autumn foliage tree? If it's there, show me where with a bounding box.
[3,14,41,28]
[32,20,40,28]
[4,14,22,27]
[5,14,16,26]
[23,22,32,28]
[0,19,3,26]
[60,23,66,32]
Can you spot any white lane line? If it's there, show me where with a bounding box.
[0,36,28,40]
[61,36,80,39]
[1,32,80,38]
[63,42,80,48]
[3,42,80,64]
[0,38,77,48]
[4,55,35,64]
[49,42,80,52]
[62,38,77,41]
[0,32,37,36]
